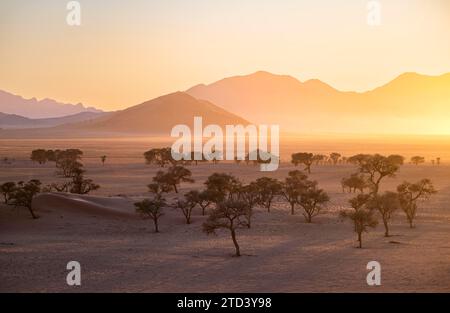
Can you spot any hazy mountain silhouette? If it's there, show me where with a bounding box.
[0,89,103,118]
[67,91,249,134]
[187,71,450,134]
[0,111,107,129]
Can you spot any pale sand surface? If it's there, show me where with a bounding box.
[1,139,450,292]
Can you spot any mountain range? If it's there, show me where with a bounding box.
[187,71,450,134]
[0,111,107,129]
[1,71,449,136]
[0,89,102,119]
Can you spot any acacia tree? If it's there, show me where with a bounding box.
[255,177,281,213]
[341,174,368,193]
[55,149,84,178]
[340,209,377,248]
[238,182,259,228]
[280,170,308,215]
[367,191,400,237]
[397,179,437,228]
[152,165,194,193]
[184,190,213,216]
[297,182,329,223]
[329,152,341,165]
[411,156,425,165]
[0,182,16,204]
[69,168,100,194]
[312,154,326,165]
[135,197,166,233]
[203,199,250,257]
[100,155,107,166]
[10,179,42,219]
[291,153,314,173]
[204,173,241,203]
[175,194,198,224]
[355,154,403,195]
[30,149,48,164]
[143,147,174,167]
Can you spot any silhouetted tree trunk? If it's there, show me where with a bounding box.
[230,228,240,257]
[358,232,362,248]
[28,206,38,219]
[154,218,159,233]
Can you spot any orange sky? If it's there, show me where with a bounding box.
[0,0,449,111]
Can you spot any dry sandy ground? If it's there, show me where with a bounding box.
[1,141,450,292]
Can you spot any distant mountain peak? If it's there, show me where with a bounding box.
[0,89,103,119]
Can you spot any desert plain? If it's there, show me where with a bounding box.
[1,136,450,292]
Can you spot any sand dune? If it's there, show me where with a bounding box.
[32,193,137,218]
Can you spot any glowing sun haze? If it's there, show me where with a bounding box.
[0,0,449,112]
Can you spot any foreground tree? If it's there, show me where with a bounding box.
[69,168,100,194]
[340,208,378,248]
[280,170,308,215]
[204,173,241,203]
[135,197,166,233]
[55,149,84,178]
[0,182,16,204]
[184,190,213,216]
[203,200,250,257]
[238,182,260,227]
[291,153,314,173]
[175,195,197,224]
[10,180,42,219]
[341,174,368,193]
[152,165,194,193]
[297,182,330,223]
[355,154,403,195]
[397,179,437,228]
[255,177,282,213]
[367,191,400,237]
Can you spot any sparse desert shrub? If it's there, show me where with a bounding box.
[203,199,250,257]
[135,197,166,233]
[397,179,437,228]
[10,179,42,219]
[0,182,16,204]
[366,191,400,237]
